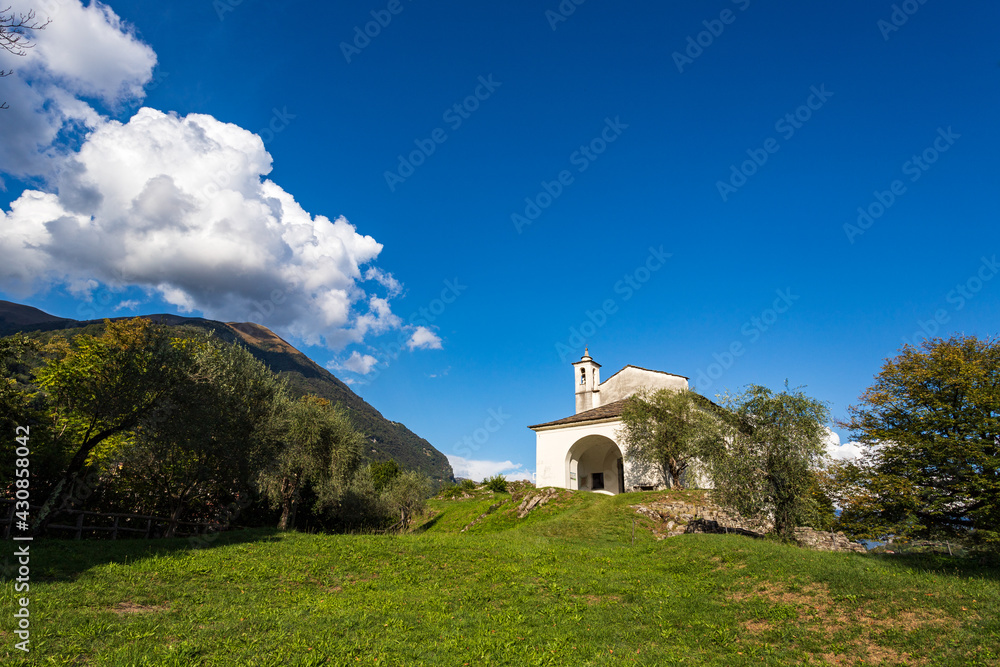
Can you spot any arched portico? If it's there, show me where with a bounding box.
[566,434,625,495]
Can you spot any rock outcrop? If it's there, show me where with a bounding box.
[632,496,866,554]
[632,498,771,539]
[516,487,559,518]
[792,526,866,553]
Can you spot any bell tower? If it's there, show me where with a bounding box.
[572,348,601,414]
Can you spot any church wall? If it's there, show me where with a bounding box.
[599,367,688,404]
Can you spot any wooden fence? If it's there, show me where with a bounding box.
[1,500,224,540]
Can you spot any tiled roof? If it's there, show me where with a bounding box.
[528,399,629,430]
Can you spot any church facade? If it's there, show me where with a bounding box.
[529,349,689,495]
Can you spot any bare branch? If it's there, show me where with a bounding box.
[1,6,50,109]
[1,7,50,56]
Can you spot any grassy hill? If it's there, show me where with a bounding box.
[0,300,453,485]
[2,489,996,665]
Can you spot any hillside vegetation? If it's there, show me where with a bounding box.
[0,301,452,485]
[2,490,997,665]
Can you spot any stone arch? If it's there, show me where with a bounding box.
[566,434,625,495]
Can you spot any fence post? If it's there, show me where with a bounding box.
[75,513,84,540]
[112,516,119,540]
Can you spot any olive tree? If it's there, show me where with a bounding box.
[382,470,431,531]
[115,336,287,533]
[707,384,830,538]
[618,388,723,489]
[258,394,364,530]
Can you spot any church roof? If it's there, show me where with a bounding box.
[527,399,629,431]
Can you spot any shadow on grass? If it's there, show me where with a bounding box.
[0,526,284,583]
[867,550,1000,582]
[412,513,442,533]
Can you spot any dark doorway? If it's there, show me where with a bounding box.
[592,472,604,490]
[617,458,625,493]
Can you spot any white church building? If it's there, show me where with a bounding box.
[529,349,690,495]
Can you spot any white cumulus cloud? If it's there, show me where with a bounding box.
[329,351,379,375]
[408,326,443,350]
[0,0,156,179]
[113,299,140,312]
[0,108,395,347]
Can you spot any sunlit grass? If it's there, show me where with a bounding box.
[1,490,997,665]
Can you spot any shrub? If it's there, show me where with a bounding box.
[459,478,477,491]
[437,484,464,499]
[484,474,508,493]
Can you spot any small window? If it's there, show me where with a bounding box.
[592,473,604,490]
[580,368,586,385]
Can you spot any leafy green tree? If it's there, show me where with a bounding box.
[259,394,364,530]
[618,388,723,489]
[33,319,188,530]
[382,470,431,531]
[799,470,837,532]
[113,336,287,533]
[707,384,830,538]
[331,464,392,532]
[835,335,1000,546]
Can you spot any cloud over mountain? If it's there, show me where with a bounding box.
[0,1,415,353]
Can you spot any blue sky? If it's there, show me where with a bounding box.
[1,0,997,481]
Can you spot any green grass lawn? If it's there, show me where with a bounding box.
[2,489,998,665]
